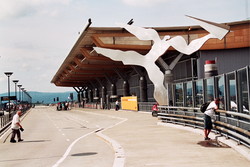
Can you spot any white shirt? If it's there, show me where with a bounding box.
[204,101,217,117]
[11,114,20,129]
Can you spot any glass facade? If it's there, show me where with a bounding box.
[172,66,249,114]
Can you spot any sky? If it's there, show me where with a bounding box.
[0,0,249,94]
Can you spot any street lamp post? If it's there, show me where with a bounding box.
[4,72,13,121]
[12,80,19,106]
[21,88,25,103]
[23,90,27,103]
[17,84,22,103]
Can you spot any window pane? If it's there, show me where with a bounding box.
[217,75,225,110]
[205,78,214,102]
[185,82,193,107]
[195,80,203,107]
[227,73,237,111]
[238,68,249,114]
[175,83,183,106]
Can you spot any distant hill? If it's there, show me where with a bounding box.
[0,91,77,104]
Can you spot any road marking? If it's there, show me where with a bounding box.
[95,116,127,167]
[52,129,100,167]
[52,109,127,167]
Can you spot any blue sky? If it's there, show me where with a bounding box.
[0,0,249,93]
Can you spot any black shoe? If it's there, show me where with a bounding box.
[18,139,23,142]
[204,137,211,140]
[10,139,16,143]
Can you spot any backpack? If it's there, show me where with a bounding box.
[200,102,210,113]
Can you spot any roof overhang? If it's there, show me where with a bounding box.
[51,20,250,88]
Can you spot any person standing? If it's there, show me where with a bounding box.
[204,98,219,140]
[115,100,119,111]
[10,111,24,143]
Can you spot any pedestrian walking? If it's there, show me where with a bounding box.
[115,100,120,111]
[10,111,24,143]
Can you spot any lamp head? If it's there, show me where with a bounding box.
[4,72,13,77]
[13,80,19,83]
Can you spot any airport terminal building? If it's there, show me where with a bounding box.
[51,19,250,113]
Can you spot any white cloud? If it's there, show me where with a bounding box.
[122,0,169,7]
[0,0,71,20]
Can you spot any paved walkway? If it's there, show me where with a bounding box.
[0,106,249,167]
[98,108,250,167]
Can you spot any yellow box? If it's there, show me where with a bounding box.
[121,96,138,111]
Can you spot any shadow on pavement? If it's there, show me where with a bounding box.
[71,152,98,156]
[21,140,51,143]
[197,140,230,148]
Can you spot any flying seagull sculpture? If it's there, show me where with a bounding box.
[94,16,230,105]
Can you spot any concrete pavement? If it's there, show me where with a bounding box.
[98,108,250,167]
[0,106,249,167]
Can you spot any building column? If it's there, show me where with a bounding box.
[94,88,99,101]
[101,86,107,109]
[123,81,129,96]
[88,89,93,102]
[83,90,88,102]
[139,76,148,102]
[111,84,117,98]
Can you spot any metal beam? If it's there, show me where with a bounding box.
[131,66,145,77]
[114,68,127,81]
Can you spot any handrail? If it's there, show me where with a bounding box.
[158,105,200,110]
[216,109,250,120]
[158,115,204,126]
[158,106,250,119]
[158,105,250,148]
[215,121,250,136]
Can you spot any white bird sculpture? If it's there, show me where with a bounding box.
[94,16,230,105]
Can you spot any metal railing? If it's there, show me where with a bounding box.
[158,105,250,148]
[0,106,31,136]
[138,102,156,112]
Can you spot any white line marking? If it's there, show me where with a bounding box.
[95,116,127,167]
[57,109,127,167]
[52,129,100,167]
